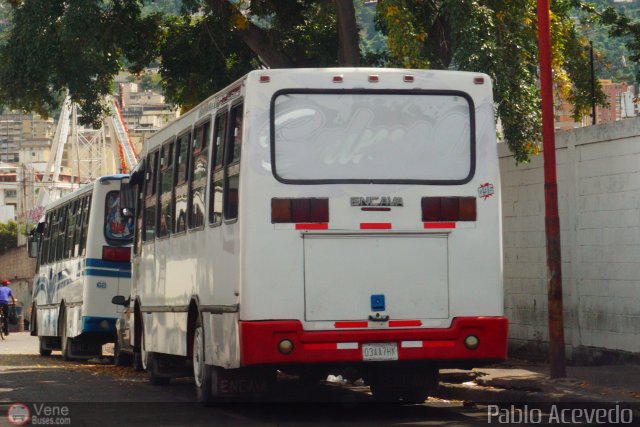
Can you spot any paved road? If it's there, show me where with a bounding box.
[0,333,503,426]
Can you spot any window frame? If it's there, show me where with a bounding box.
[269,88,477,185]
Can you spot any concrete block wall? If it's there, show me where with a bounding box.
[0,245,36,312]
[500,117,640,359]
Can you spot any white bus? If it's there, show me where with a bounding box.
[29,175,133,359]
[122,68,507,402]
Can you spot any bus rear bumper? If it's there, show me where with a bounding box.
[81,316,117,334]
[239,317,508,367]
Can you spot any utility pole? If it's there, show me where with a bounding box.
[590,41,596,125]
[536,0,567,379]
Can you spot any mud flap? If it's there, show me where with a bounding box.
[211,367,274,400]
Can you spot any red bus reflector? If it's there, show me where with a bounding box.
[295,223,328,230]
[389,320,422,327]
[309,198,329,223]
[102,246,131,262]
[271,199,292,223]
[304,343,336,350]
[459,197,477,221]
[291,199,310,223]
[424,222,456,229]
[403,74,414,82]
[441,198,459,221]
[368,75,379,83]
[333,75,344,83]
[474,76,485,84]
[259,75,270,83]
[360,223,391,230]
[422,197,476,222]
[272,198,329,223]
[335,321,368,328]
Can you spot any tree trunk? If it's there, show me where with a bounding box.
[203,0,292,68]
[335,0,360,66]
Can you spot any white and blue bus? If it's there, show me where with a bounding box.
[29,175,133,359]
[122,68,507,402]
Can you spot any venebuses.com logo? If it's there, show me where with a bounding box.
[7,403,30,426]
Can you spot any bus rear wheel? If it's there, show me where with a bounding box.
[60,309,72,361]
[38,337,52,356]
[193,316,214,403]
[368,366,438,404]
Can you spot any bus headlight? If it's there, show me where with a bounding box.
[464,335,479,350]
[278,339,294,355]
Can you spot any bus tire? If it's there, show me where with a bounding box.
[132,351,144,372]
[113,340,131,366]
[147,353,170,386]
[193,316,214,403]
[39,337,52,357]
[60,309,72,361]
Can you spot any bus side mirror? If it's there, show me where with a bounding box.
[27,237,39,258]
[119,181,136,217]
[111,295,129,306]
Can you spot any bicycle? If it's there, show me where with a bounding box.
[0,306,5,340]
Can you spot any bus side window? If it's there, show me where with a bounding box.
[79,195,92,256]
[48,209,59,264]
[143,151,159,241]
[41,213,51,265]
[73,198,84,257]
[65,200,78,259]
[158,141,174,237]
[174,131,191,233]
[58,205,69,260]
[225,103,243,220]
[209,111,227,225]
[189,121,209,229]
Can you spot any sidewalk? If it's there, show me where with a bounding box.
[437,359,640,405]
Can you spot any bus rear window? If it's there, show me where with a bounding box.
[271,90,474,184]
[105,191,134,245]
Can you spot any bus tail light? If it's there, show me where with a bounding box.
[422,197,476,222]
[102,246,131,262]
[271,198,329,223]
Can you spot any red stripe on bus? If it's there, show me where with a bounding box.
[389,320,422,327]
[423,222,456,229]
[360,223,392,229]
[334,321,369,328]
[295,223,329,230]
[303,343,336,350]
[423,340,456,348]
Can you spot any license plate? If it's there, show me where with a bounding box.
[362,342,398,361]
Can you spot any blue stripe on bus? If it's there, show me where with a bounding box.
[85,269,132,278]
[82,316,116,333]
[85,258,131,271]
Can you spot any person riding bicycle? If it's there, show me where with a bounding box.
[0,279,15,336]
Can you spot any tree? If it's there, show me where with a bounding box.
[376,0,607,163]
[0,1,610,162]
[0,221,18,254]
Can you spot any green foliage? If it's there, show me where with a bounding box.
[0,221,17,254]
[376,0,606,163]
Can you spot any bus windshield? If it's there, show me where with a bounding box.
[104,190,134,244]
[272,91,474,183]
